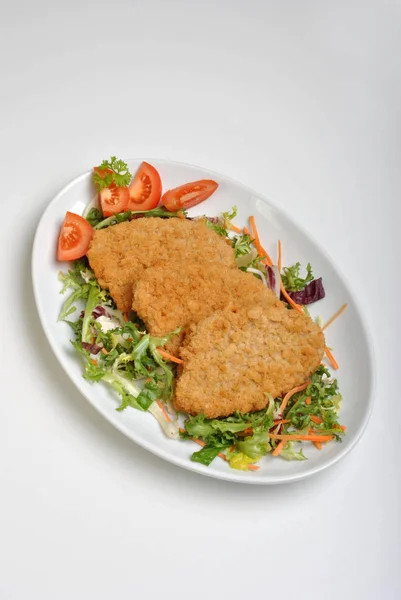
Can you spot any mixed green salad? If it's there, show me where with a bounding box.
[57,157,346,472]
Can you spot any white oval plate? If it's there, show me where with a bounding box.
[32,159,375,484]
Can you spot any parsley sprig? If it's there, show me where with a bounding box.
[93,156,132,191]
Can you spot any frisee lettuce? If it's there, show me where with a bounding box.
[281,262,314,292]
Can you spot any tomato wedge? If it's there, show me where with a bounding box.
[99,186,129,217]
[161,179,218,212]
[128,162,162,211]
[57,211,93,261]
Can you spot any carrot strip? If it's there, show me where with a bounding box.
[269,433,334,442]
[249,216,273,266]
[335,424,347,432]
[91,359,98,366]
[273,419,291,426]
[279,381,310,413]
[325,347,339,370]
[276,239,305,313]
[101,348,108,355]
[305,397,312,405]
[272,440,286,457]
[314,441,323,450]
[310,415,323,425]
[230,224,242,233]
[277,240,282,272]
[156,348,183,364]
[248,464,260,471]
[280,282,305,314]
[322,304,348,331]
[123,312,129,322]
[156,400,173,422]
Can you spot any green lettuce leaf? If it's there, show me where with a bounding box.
[190,444,227,466]
[85,207,103,227]
[237,431,271,459]
[279,442,307,461]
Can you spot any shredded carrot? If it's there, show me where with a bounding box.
[237,427,254,437]
[272,440,286,457]
[101,348,108,355]
[156,400,173,422]
[322,303,347,331]
[279,381,310,413]
[91,359,98,366]
[248,464,259,471]
[243,226,250,236]
[145,377,152,383]
[249,216,273,266]
[230,224,242,233]
[310,415,323,425]
[305,397,312,405]
[309,429,332,445]
[273,419,291,426]
[275,239,305,313]
[156,348,183,364]
[269,433,334,442]
[335,424,347,432]
[325,347,339,370]
[123,312,129,322]
[280,282,305,314]
[277,240,282,272]
[314,441,323,450]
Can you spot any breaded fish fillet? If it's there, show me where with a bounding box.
[132,263,280,352]
[174,304,325,418]
[87,218,236,312]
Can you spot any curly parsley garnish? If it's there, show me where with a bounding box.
[93,156,132,191]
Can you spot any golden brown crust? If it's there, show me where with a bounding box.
[87,218,237,312]
[132,263,280,353]
[174,304,325,418]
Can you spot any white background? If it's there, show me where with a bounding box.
[0,1,400,598]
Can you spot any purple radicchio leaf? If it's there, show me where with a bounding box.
[80,306,110,319]
[282,277,325,305]
[81,342,102,355]
[265,265,281,297]
[92,306,109,319]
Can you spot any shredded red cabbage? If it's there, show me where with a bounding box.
[282,277,325,305]
[92,306,109,319]
[265,265,281,297]
[82,342,102,354]
[80,306,110,319]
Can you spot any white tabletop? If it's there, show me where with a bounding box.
[1,1,400,598]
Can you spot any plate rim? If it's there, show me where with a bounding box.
[31,158,376,485]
